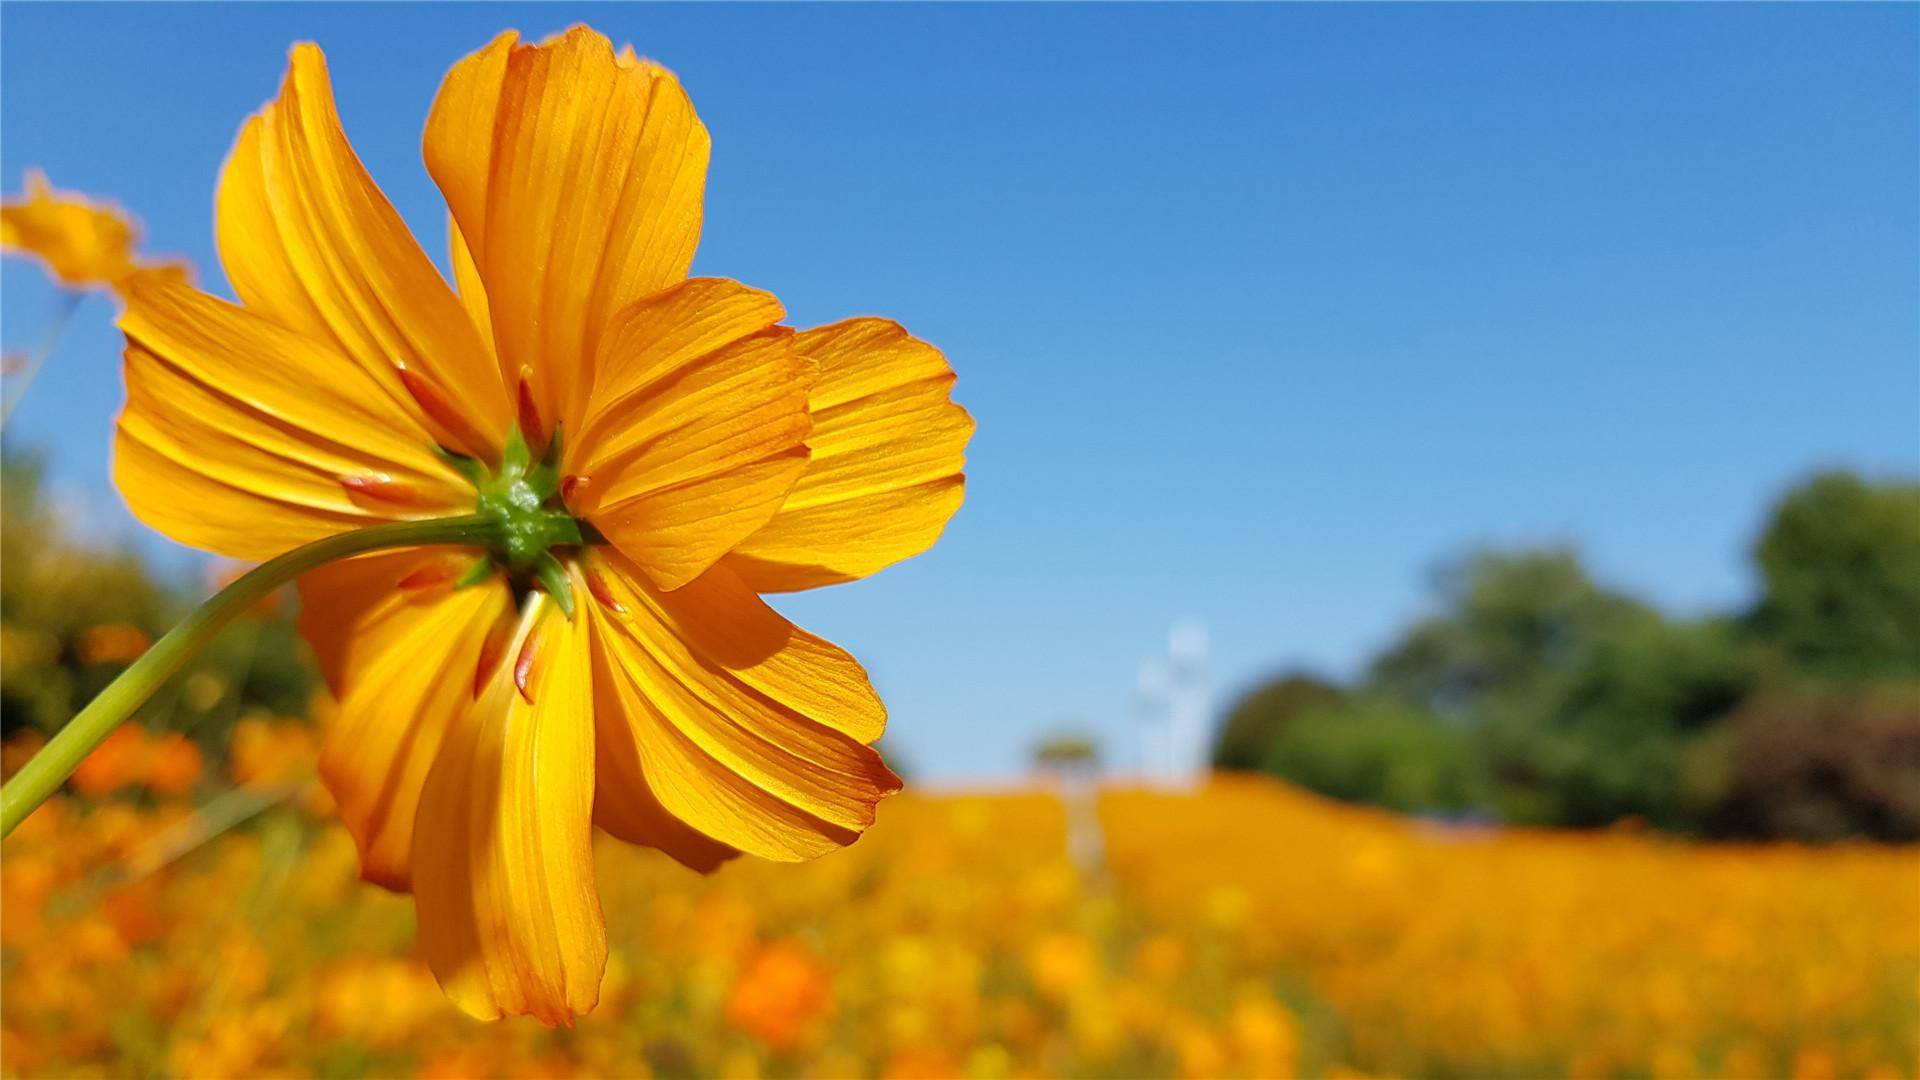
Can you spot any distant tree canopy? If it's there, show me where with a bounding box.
[1212,673,1344,771]
[1,454,316,751]
[1032,730,1102,772]
[1368,548,1655,720]
[1215,470,1920,841]
[1750,472,1920,678]
[1261,697,1481,816]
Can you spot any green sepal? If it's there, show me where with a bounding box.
[433,446,488,487]
[454,556,495,590]
[531,551,576,619]
[500,425,532,481]
[523,423,564,504]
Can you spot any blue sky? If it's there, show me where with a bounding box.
[3,4,1915,780]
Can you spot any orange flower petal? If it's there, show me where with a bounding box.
[298,550,511,891]
[590,735,740,874]
[584,550,898,863]
[567,279,813,591]
[425,26,709,436]
[412,595,604,1025]
[448,217,495,368]
[585,556,739,874]
[727,318,974,592]
[114,274,469,561]
[0,169,155,288]
[215,44,509,461]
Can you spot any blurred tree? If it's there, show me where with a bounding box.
[1480,616,1761,829]
[1369,548,1654,720]
[2,454,171,734]
[1712,681,1920,841]
[1032,730,1101,773]
[0,451,316,770]
[1212,672,1344,771]
[1217,472,1920,840]
[1749,472,1920,678]
[1262,698,1481,815]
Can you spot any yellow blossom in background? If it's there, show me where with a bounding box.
[226,717,320,790]
[0,169,184,289]
[106,23,971,1024]
[0,774,1914,1077]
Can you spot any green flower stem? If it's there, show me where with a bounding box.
[0,513,502,838]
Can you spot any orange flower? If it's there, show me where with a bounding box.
[69,725,146,798]
[111,26,971,1024]
[141,732,204,797]
[74,623,152,666]
[66,725,200,798]
[725,939,835,1051]
[1,169,185,289]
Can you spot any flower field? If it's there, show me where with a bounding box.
[1,733,1914,1079]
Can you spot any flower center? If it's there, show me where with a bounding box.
[476,467,580,572]
[445,425,592,616]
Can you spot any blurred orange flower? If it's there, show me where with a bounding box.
[69,726,145,797]
[725,939,835,1051]
[68,725,201,798]
[0,169,184,289]
[74,622,151,666]
[141,733,203,798]
[106,24,970,1025]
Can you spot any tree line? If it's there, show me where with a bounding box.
[1213,471,1920,841]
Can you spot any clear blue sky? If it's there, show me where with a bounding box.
[4,4,1915,780]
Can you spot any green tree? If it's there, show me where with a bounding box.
[2,455,172,734]
[1032,729,1101,772]
[1212,672,1343,771]
[1749,472,1920,678]
[1479,617,1759,828]
[1369,548,1654,719]
[1366,548,1759,830]
[1,452,316,753]
[1263,698,1481,815]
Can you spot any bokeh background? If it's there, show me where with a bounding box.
[2,4,1916,1078]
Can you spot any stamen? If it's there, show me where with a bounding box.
[474,610,516,700]
[397,560,459,591]
[515,366,547,451]
[339,474,436,509]
[585,569,627,615]
[394,361,492,460]
[512,624,544,704]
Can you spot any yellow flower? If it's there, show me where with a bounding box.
[1,169,184,289]
[110,26,971,1025]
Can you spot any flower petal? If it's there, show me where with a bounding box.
[298,550,512,891]
[727,318,974,592]
[590,735,739,874]
[0,168,144,288]
[583,550,898,863]
[114,274,470,561]
[567,279,813,591]
[412,594,605,1025]
[216,43,508,459]
[424,26,709,437]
